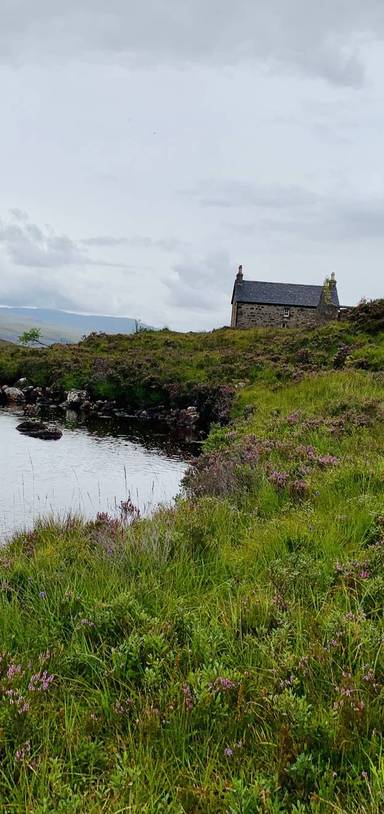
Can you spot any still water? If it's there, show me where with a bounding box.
[0,409,190,542]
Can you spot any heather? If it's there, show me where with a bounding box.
[1,326,384,810]
[0,309,383,411]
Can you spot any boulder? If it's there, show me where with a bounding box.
[15,378,29,389]
[2,386,25,403]
[16,420,63,441]
[23,404,39,418]
[66,389,88,407]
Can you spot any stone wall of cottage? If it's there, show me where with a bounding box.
[234,302,336,329]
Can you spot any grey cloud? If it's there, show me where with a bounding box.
[264,194,384,242]
[0,214,141,271]
[191,180,321,210]
[190,179,384,244]
[0,215,85,268]
[1,0,384,85]
[81,235,187,252]
[166,252,233,312]
[81,236,130,248]
[0,254,140,316]
[0,210,186,325]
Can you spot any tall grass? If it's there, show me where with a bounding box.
[0,363,384,810]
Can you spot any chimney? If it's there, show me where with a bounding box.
[236,264,244,283]
[329,272,337,288]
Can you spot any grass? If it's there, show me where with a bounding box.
[0,322,384,811]
[0,318,383,408]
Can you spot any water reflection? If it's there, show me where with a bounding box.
[0,409,192,542]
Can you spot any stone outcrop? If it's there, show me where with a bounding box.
[1,386,25,403]
[66,390,89,408]
[0,379,231,438]
[16,420,63,441]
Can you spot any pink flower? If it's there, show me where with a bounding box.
[28,671,54,692]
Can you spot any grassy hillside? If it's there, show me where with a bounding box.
[0,315,384,406]
[1,313,384,812]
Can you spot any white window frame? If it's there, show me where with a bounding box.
[283,306,290,318]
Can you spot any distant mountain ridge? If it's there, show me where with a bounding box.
[0,307,152,345]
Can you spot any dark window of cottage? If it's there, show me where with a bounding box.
[284,307,290,318]
[282,321,288,328]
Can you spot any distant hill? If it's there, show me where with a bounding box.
[0,307,152,345]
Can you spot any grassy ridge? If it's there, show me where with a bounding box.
[1,320,384,406]
[1,325,384,811]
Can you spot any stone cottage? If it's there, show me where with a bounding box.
[231,266,340,329]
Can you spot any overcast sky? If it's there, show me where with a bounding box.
[0,1,383,330]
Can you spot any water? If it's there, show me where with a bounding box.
[0,409,191,543]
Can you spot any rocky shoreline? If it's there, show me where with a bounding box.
[0,381,205,435]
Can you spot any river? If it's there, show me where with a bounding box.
[0,409,191,543]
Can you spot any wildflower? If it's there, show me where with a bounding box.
[7,664,23,681]
[296,444,317,460]
[317,455,339,467]
[224,747,234,758]
[5,690,30,714]
[362,668,380,690]
[39,591,46,599]
[182,683,194,711]
[279,674,295,690]
[330,638,340,648]
[362,771,368,780]
[15,741,31,764]
[269,471,289,489]
[298,655,309,671]
[291,479,309,497]
[287,412,301,425]
[359,570,370,580]
[120,497,140,523]
[28,671,54,692]
[273,593,288,612]
[210,677,238,692]
[114,699,132,716]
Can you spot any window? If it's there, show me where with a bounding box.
[284,307,290,318]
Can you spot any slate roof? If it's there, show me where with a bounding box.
[232,280,340,309]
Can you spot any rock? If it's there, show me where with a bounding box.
[2,386,25,403]
[65,409,78,423]
[66,390,88,408]
[16,420,63,441]
[23,404,39,418]
[15,378,29,389]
